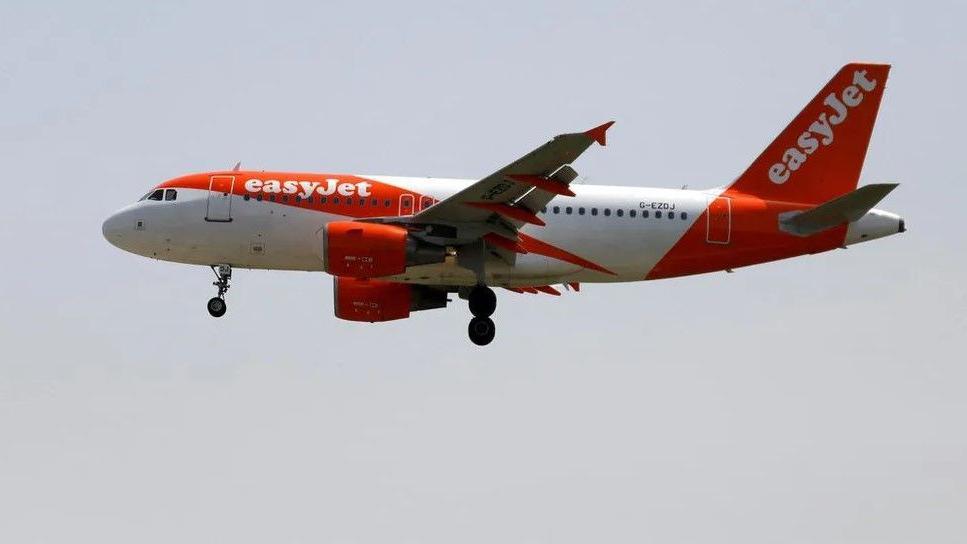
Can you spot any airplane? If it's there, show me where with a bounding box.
[102,63,904,346]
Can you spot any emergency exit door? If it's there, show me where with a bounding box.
[399,194,414,216]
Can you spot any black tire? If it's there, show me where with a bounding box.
[468,316,496,346]
[207,297,227,318]
[468,286,497,318]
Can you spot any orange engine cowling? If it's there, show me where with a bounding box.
[324,222,407,277]
[322,221,446,278]
[333,277,448,322]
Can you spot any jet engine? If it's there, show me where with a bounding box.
[322,222,446,278]
[333,277,447,322]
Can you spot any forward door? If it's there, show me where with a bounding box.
[206,175,235,222]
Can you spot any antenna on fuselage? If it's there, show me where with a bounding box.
[232,161,241,172]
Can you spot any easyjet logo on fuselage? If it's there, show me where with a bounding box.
[244,178,373,199]
[768,70,878,185]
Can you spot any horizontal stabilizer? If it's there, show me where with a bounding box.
[779,183,899,237]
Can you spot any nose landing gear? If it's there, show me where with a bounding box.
[207,264,231,318]
[467,285,497,345]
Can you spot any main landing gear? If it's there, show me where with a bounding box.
[467,285,496,346]
[207,264,231,318]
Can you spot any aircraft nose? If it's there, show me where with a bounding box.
[102,209,129,249]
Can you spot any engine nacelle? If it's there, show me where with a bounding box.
[322,221,445,278]
[333,277,448,322]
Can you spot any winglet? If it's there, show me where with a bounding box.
[585,121,615,146]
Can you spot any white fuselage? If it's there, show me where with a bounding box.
[102,174,900,288]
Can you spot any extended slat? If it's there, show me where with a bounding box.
[534,285,562,296]
[517,233,616,276]
[466,202,545,226]
[483,233,528,254]
[506,174,576,197]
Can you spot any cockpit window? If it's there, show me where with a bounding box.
[164,189,177,201]
[146,189,164,201]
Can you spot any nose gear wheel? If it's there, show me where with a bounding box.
[207,264,232,318]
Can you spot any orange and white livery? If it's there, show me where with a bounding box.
[103,63,904,345]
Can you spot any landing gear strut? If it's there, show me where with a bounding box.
[467,286,496,345]
[207,264,231,318]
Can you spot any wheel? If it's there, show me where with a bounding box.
[468,286,496,318]
[207,297,227,318]
[468,316,496,346]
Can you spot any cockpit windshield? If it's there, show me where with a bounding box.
[138,188,176,202]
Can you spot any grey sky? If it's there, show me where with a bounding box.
[1,1,965,542]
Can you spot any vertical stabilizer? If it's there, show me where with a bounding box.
[726,63,890,204]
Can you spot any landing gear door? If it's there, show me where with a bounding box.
[706,195,731,244]
[206,175,235,222]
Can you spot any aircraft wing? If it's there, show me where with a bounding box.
[362,121,617,277]
[412,121,614,228]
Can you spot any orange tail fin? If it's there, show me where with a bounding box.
[726,63,890,204]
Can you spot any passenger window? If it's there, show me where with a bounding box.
[604,209,611,217]
[668,212,675,220]
[655,210,662,218]
[147,189,164,201]
[553,206,560,214]
[616,209,624,217]
[321,197,328,204]
[243,194,250,201]
[642,210,649,218]
[681,212,687,220]
[256,194,263,201]
[164,189,177,201]
[630,209,636,218]
[565,206,573,215]
[578,207,585,215]
[591,208,598,216]
[270,195,276,202]
[384,199,391,207]
[332,197,340,204]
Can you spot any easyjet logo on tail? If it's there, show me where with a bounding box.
[244,178,373,198]
[768,70,878,185]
